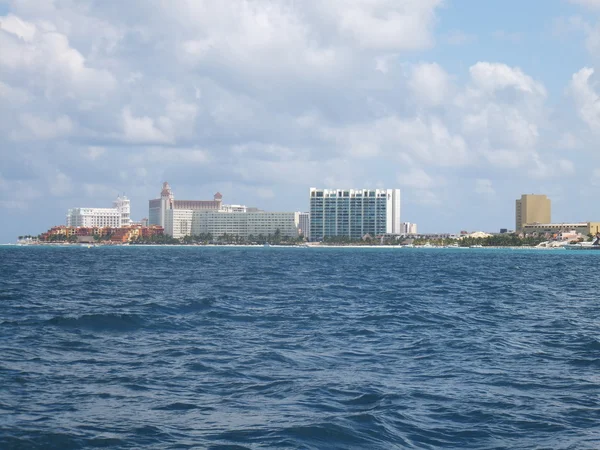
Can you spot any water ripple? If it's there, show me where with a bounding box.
[1,246,600,449]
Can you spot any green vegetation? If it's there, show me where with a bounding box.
[130,228,306,245]
[412,234,548,247]
[318,233,550,247]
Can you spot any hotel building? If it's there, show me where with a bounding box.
[192,211,302,240]
[515,194,551,232]
[66,195,131,228]
[148,182,302,239]
[309,188,401,241]
[149,182,222,229]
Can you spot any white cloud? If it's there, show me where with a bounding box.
[569,67,600,132]
[0,81,31,104]
[398,168,436,189]
[87,146,105,160]
[49,171,72,197]
[121,108,172,144]
[529,158,576,179]
[17,113,73,140]
[0,14,115,101]
[0,171,42,209]
[468,62,546,96]
[592,168,600,186]
[409,62,451,106]
[475,179,495,195]
[323,115,469,166]
[570,0,600,9]
[331,0,442,51]
[555,132,581,150]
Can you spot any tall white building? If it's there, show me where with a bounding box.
[309,188,401,241]
[113,196,131,226]
[298,212,310,240]
[66,195,131,228]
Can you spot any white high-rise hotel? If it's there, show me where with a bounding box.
[309,188,401,241]
[148,182,304,239]
[66,196,131,228]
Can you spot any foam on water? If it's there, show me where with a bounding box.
[1,246,600,449]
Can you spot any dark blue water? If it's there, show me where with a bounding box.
[1,246,600,449]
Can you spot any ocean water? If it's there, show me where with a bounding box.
[1,246,600,449]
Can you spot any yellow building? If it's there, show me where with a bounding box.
[522,222,600,236]
[515,194,551,231]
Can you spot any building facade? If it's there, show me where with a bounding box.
[522,222,600,236]
[191,211,301,240]
[401,222,418,235]
[66,208,121,228]
[66,195,131,228]
[515,194,551,231]
[67,195,131,228]
[149,182,222,229]
[309,188,401,241]
[298,212,310,240]
[41,225,164,242]
[149,182,302,240]
[113,196,131,226]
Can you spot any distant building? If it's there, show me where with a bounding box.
[516,194,551,232]
[149,182,222,229]
[148,182,302,239]
[401,222,418,235]
[66,195,131,228]
[309,188,401,241]
[298,212,310,240]
[40,225,164,242]
[522,222,600,236]
[192,211,302,240]
[113,195,131,226]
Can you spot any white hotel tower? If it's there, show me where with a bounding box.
[309,188,401,241]
[66,195,131,228]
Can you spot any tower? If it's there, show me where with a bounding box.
[160,182,175,228]
[515,194,551,232]
[113,195,131,226]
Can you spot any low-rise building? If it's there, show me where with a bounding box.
[40,225,164,242]
[192,211,302,240]
[522,222,600,236]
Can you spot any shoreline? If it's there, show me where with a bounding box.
[3,243,568,250]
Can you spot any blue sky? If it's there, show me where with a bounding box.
[2,0,600,241]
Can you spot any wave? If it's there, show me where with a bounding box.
[45,313,144,331]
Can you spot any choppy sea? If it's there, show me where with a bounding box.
[1,246,600,449]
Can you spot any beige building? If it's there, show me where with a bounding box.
[522,222,600,236]
[515,194,551,231]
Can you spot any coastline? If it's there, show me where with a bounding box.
[3,242,568,250]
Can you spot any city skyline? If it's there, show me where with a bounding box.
[5,178,598,241]
[3,1,600,242]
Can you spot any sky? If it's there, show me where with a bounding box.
[2,0,600,241]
